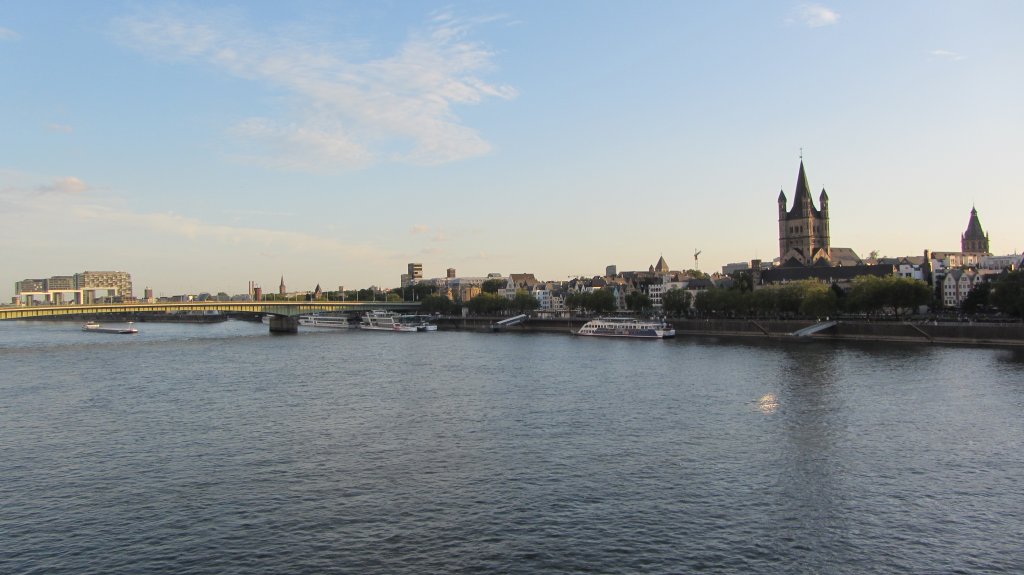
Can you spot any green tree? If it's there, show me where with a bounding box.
[625,291,654,314]
[590,289,618,314]
[511,290,540,313]
[420,295,454,314]
[566,290,616,314]
[847,275,931,318]
[661,288,693,317]
[481,278,506,294]
[799,288,838,318]
[991,270,1024,317]
[960,282,992,313]
[749,288,777,317]
[468,292,510,315]
[693,289,714,317]
[694,288,730,317]
[775,284,805,315]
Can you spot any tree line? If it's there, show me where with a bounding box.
[268,269,1024,319]
[692,275,932,319]
[961,270,1024,317]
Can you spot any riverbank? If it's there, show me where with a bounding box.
[437,316,1024,346]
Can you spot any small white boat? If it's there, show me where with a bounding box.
[82,321,139,334]
[399,314,438,331]
[359,310,421,332]
[575,317,675,339]
[298,314,352,329]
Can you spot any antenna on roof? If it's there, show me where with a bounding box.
[694,249,702,271]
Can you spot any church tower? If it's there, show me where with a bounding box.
[777,160,831,265]
[961,206,990,256]
[279,275,287,296]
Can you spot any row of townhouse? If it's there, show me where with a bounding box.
[493,271,723,313]
[940,268,1002,309]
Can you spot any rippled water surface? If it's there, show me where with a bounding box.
[2,320,1023,574]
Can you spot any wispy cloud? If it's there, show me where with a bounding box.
[0,176,392,261]
[930,49,966,62]
[36,177,89,194]
[47,123,74,133]
[0,26,20,41]
[113,9,516,171]
[793,4,840,28]
[410,224,449,242]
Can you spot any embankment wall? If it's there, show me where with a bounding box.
[437,317,1024,346]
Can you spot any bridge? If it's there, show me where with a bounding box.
[491,314,529,331]
[0,301,421,333]
[791,320,839,338]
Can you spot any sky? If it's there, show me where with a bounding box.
[2,1,1022,300]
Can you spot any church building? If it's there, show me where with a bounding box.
[777,160,830,265]
[961,206,990,256]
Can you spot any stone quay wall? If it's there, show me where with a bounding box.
[436,316,1024,346]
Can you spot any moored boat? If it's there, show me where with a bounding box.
[399,314,438,331]
[575,317,675,339]
[82,321,139,334]
[298,314,352,329]
[359,310,420,332]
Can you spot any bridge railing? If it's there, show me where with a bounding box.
[0,301,420,321]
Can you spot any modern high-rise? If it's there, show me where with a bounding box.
[15,270,133,304]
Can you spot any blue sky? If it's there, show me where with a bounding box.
[2,1,1022,299]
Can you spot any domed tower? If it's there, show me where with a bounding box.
[961,206,990,256]
[778,160,830,264]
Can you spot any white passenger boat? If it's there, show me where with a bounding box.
[399,314,439,331]
[575,317,675,339]
[298,314,352,329]
[359,310,421,332]
[82,321,139,334]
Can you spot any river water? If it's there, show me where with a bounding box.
[2,319,1023,574]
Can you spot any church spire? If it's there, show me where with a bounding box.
[795,160,812,202]
[961,206,990,255]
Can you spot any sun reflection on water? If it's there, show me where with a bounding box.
[757,393,780,413]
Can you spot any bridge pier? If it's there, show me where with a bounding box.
[268,315,299,334]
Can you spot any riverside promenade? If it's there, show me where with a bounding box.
[439,316,1024,347]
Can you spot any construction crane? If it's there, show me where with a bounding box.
[693,249,702,271]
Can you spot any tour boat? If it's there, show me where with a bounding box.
[358,310,421,332]
[399,314,439,331]
[298,314,352,329]
[575,317,675,339]
[82,321,139,334]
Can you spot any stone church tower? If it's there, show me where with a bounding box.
[961,206,990,256]
[778,160,830,265]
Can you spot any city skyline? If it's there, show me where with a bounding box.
[3,1,1023,301]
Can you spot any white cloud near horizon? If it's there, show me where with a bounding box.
[930,49,966,61]
[409,224,449,243]
[0,178,393,262]
[795,4,840,28]
[113,9,517,171]
[36,176,89,194]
